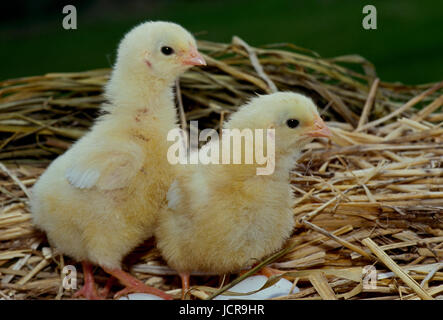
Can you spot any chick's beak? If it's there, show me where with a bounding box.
[181,47,206,66]
[306,116,332,138]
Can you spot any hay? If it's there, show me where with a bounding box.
[0,37,442,300]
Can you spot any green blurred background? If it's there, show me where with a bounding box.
[1,0,442,84]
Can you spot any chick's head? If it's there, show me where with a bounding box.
[115,21,206,82]
[225,92,331,155]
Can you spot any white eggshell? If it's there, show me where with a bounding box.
[118,293,165,300]
[214,275,298,300]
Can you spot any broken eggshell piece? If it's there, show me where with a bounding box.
[214,275,298,300]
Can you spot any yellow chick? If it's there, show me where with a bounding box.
[155,92,331,296]
[30,21,206,299]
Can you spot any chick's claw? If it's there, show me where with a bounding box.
[74,283,104,300]
[113,282,173,300]
[240,265,285,278]
[258,266,285,278]
[103,267,173,300]
[98,276,116,299]
[113,284,171,300]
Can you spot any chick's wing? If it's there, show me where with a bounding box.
[65,141,144,191]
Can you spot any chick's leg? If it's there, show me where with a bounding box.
[74,261,103,300]
[179,272,190,300]
[98,276,115,299]
[103,267,173,300]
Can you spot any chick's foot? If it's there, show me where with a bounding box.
[179,272,190,300]
[240,265,285,278]
[74,261,104,300]
[259,266,285,278]
[98,276,116,299]
[103,267,173,300]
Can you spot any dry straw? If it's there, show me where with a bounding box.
[0,37,442,300]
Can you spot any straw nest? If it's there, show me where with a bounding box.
[0,38,442,300]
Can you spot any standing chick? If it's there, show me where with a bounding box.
[155,92,331,296]
[30,21,206,299]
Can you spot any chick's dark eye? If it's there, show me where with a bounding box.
[161,46,174,55]
[286,119,300,128]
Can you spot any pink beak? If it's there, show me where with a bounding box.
[306,116,332,138]
[182,47,206,66]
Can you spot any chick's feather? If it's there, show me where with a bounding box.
[65,141,143,190]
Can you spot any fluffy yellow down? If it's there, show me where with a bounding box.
[31,21,201,269]
[156,92,323,274]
